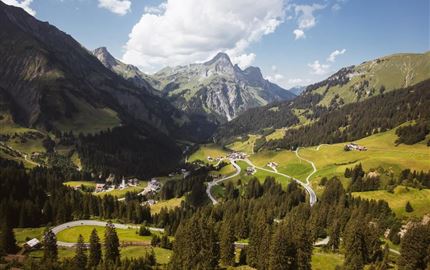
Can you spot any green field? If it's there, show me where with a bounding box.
[94,182,147,198]
[311,248,344,270]
[227,134,261,154]
[150,197,185,214]
[56,225,156,243]
[13,227,45,245]
[29,246,172,265]
[64,181,96,188]
[352,186,430,219]
[188,144,230,164]
[297,126,430,185]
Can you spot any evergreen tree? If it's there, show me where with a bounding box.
[398,223,430,270]
[0,219,17,254]
[89,229,102,267]
[74,234,88,269]
[220,221,235,266]
[405,201,414,212]
[269,222,296,270]
[43,229,58,262]
[104,222,120,263]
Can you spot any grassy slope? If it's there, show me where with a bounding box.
[312,248,344,270]
[188,143,230,164]
[28,246,172,265]
[150,197,185,214]
[63,181,96,188]
[94,182,147,198]
[56,225,155,243]
[316,52,430,107]
[352,186,430,219]
[298,126,430,185]
[227,134,261,155]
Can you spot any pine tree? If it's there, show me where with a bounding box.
[104,222,120,263]
[43,229,58,262]
[269,222,296,270]
[220,221,235,266]
[343,216,366,270]
[405,201,414,212]
[74,234,88,269]
[398,223,430,270]
[89,228,102,267]
[0,220,17,254]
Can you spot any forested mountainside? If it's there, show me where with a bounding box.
[265,79,430,149]
[151,52,296,122]
[0,1,214,142]
[215,52,430,143]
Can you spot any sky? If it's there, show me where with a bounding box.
[2,0,429,88]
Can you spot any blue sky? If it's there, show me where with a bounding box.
[3,0,429,88]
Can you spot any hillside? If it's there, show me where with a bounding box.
[215,52,430,142]
[152,52,296,122]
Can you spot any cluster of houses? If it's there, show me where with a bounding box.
[228,152,248,160]
[246,166,256,175]
[140,178,161,196]
[345,142,367,151]
[207,156,223,162]
[94,177,140,193]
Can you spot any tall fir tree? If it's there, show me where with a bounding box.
[74,234,88,269]
[0,219,17,254]
[398,223,430,270]
[220,220,235,266]
[89,228,102,267]
[43,229,58,262]
[269,222,296,270]
[104,222,120,263]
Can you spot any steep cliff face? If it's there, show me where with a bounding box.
[152,52,296,122]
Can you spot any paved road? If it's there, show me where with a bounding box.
[241,158,317,206]
[51,220,164,247]
[206,159,241,204]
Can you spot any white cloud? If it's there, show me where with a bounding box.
[98,0,131,16]
[327,48,346,62]
[122,0,285,70]
[293,29,305,39]
[308,60,330,75]
[231,53,256,69]
[2,0,35,15]
[144,2,167,15]
[291,3,325,40]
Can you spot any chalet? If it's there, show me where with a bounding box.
[95,183,106,193]
[267,162,279,168]
[24,238,40,250]
[148,179,161,191]
[345,143,367,151]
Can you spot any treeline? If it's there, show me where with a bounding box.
[77,125,183,178]
[0,158,151,228]
[395,120,430,145]
[266,79,430,149]
[170,177,401,269]
[344,163,430,192]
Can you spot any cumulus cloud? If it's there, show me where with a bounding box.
[144,2,167,15]
[98,0,131,16]
[291,3,325,40]
[308,60,330,75]
[2,0,35,15]
[122,0,285,70]
[293,29,305,39]
[327,48,346,62]
[230,53,256,69]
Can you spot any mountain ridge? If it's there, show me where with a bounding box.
[151,52,296,122]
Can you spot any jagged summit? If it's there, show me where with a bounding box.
[93,47,118,69]
[205,52,233,66]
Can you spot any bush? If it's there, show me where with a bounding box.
[405,201,414,213]
[138,226,151,236]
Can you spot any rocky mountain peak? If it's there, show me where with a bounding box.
[93,47,117,69]
[243,66,264,81]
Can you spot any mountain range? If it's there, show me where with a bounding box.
[93,48,296,123]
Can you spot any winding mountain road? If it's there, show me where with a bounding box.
[206,159,241,204]
[206,147,319,206]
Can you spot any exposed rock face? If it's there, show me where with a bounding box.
[152,52,296,122]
